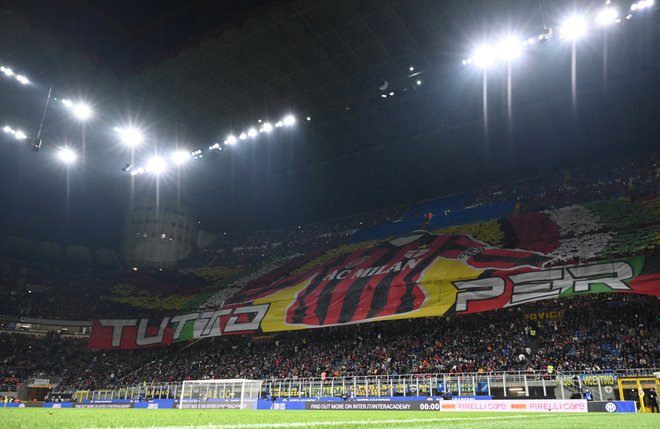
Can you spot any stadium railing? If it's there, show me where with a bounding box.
[69,368,659,403]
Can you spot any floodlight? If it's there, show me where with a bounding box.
[275,121,283,128]
[170,150,190,165]
[72,103,93,121]
[146,156,167,174]
[3,126,11,133]
[61,99,73,108]
[262,122,273,133]
[226,135,237,145]
[632,0,655,11]
[115,127,144,147]
[283,115,296,126]
[560,15,588,40]
[596,7,619,25]
[472,45,496,68]
[416,80,422,85]
[239,132,247,140]
[57,147,77,163]
[247,128,258,138]
[306,116,311,121]
[16,75,29,84]
[15,130,27,140]
[496,37,522,61]
[409,66,414,71]
[1,67,14,77]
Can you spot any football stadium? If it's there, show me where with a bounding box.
[0,0,659,428]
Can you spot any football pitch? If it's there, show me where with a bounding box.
[1,409,657,429]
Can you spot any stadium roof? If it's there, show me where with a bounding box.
[0,0,658,247]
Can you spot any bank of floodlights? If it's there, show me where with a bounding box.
[57,146,77,164]
[461,1,656,68]
[114,126,144,147]
[145,156,167,175]
[3,125,27,140]
[631,0,655,11]
[560,15,589,40]
[61,99,93,121]
[1,66,29,85]
[170,150,191,166]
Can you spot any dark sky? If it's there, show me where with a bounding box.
[0,1,659,250]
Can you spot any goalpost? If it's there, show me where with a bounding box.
[179,379,263,409]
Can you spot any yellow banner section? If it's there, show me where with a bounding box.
[255,258,470,332]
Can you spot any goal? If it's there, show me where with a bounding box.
[179,379,263,409]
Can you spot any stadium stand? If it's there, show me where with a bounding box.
[0,153,657,400]
[0,294,656,391]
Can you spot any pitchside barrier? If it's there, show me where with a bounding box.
[2,398,638,413]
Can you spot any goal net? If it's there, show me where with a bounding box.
[179,379,263,409]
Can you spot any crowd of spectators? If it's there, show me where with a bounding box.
[0,294,656,391]
[185,204,406,267]
[471,154,659,212]
[182,153,658,269]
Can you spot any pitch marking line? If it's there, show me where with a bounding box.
[90,414,568,429]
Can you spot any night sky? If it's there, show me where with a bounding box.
[0,0,658,250]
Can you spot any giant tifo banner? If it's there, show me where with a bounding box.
[88,231,660,349]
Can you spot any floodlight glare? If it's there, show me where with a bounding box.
[170,150,190,165]
[14,130,27,140]
[16,75,29,84]
[472,45,496,68]
[275,121,283,128]
[560,15,588,40]
[632,0,655,11]
[146,156,167,174]
[115,127,144,147]
[247,128,258,138]
[61,99,73,108]
[226,135,237,145]
[262,122,273,133]
[239,132,247,140]
[283,115,296,126]
[72,103,93,121]
[3,126,11,133]
[57,147,77,163]
[1,67,14,77]
[596,7,620,25]
[496,37,522,61]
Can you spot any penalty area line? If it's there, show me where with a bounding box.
[90,414,564,429]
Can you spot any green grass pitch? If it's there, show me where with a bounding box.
[1,409,657,429]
